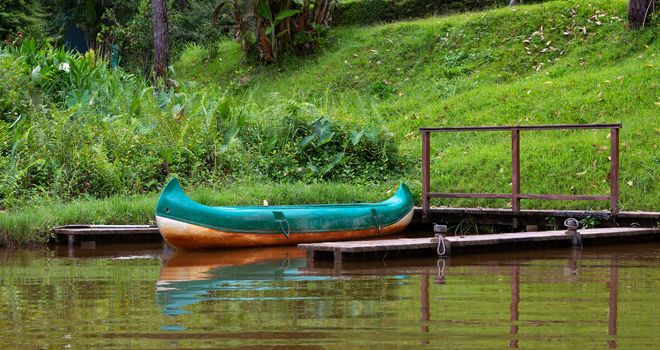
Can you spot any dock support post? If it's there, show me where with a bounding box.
[610,127,619,215]
[422,131,431,222]
[67,234,75,257]
[306,249,316,261]
[333,249,343,269]
[511,129,521,213]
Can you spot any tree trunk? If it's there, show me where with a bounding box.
[628,0,655,29]
[152,0,169,79]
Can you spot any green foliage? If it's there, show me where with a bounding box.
[0,38,404,211]
[579,216,598,229]
[0,0,47,39]
[215,0,336,62]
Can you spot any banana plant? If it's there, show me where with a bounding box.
[213,1,335,62]
[255,0,301,60]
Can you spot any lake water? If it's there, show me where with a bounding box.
[0,242,658,349]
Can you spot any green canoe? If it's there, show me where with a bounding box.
[155,178,414,249]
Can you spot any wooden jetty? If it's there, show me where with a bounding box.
[299,227,660,265]
[412,207,660,229]
[53,225,161,248]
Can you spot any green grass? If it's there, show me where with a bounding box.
[1,0,658,247]
[0,181,402,247]
[176,0,659,210]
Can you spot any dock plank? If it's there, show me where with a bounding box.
[53,225,160,235]
[299,227,660,263]
[53,225,161,247]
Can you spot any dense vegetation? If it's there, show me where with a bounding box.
[0,39,403,203]
[0,0,658,246]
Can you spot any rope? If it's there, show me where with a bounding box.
[277,219,290,238]
[563,218,582,249]
[437,258,446,278]
[435,233,446,256]
[564,218,579,230]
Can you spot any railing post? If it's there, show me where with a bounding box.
[610,127,619,214]
[511,129,521,213]
[422,131,431,222]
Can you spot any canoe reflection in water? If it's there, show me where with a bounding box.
[156,246,331,319]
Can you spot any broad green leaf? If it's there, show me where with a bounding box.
[275,9,301,21]
[264,134,278,153]
[317,131,335,145]
[350,129,364,145]
[364,126,381,142]
[160,148,174,164]
[298,134,315,149]
[221,126,240,153]
[321,152,345,174]
[306,162,319,173]
[256,0,272,22]
[130,98,141,115]
[218,100,231,120]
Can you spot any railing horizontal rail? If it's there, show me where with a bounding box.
[429,193,611,201]
[420,123,621,132]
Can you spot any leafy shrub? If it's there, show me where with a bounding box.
[0,38,406,208]
[214,0,336,62]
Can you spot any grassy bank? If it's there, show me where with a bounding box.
[1,0,658,246]
[0,181,402,247]
[177,0,658,210]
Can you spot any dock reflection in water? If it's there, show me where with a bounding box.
[0,243,658,349]
[153,244,659,349]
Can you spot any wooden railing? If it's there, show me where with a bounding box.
[420,124,622,222]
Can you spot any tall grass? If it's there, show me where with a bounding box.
[0,181,402,247]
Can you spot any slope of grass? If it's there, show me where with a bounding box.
[176,0,659,211]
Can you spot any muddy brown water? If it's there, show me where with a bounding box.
[0,241,658,349]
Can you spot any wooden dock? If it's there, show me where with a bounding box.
[53,225,161,248]
[299,227,660,265]
[411,207,660,228]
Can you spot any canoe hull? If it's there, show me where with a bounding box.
[157,208,414,250]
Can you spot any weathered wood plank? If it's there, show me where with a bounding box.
[299,227,660,262]
[54,225,159,235]
[53,225,162,246]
